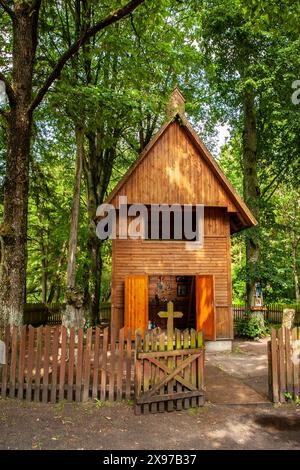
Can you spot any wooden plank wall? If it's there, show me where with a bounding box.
[112,207,233,338]
[110,121,238,212]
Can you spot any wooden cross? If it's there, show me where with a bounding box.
[158,301,183,350]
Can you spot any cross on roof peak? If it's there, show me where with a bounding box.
[166,86,186,117]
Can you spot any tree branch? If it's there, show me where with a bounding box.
[0,72,16,107]
[29,0,145,113]
[0,0,14,19]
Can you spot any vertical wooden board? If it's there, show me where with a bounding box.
[59,326,67,402]
[67,328,75,402]
[125,328,132,399]
[134,330,142,410]
[9,326,18,399]
[190,329,197,407]
[175,329,182,411]
[75,328,84,402]
[82,328,92,402]
[25,326,34,401]
[197,331,204,390]
[143,332,150,414]
[196,275,216,341]
[100,327,109,402]
[150,329,158,413]
[108,328,116,402]
[284,328,293,396]
[92,327,101,399]
[117,327,125,401]
[50,327,60,403]
[158,333,165,412]
[183,329,190,409]
[17,325,27,400]
[34,327,42,402]
[278,328,286,402]
[1,326,10,398]
[42,327,51,403]
[271,329,279,403]
[292,328,299,400]
[267,341,273,401]
[124,275,148,336]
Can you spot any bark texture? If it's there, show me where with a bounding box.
[63,126,85,329]
[0,3,39,328]
[242,87,260,308]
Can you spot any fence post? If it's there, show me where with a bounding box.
[270,329,279,402]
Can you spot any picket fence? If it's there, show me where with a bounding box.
[268,327,300,402]
[0,325,134,403]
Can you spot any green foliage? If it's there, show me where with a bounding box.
[235,313,268,338]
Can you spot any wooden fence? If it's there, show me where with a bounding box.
[0,325,134,403]
[268,327,300,402]
[135,327,205,414]
[234,304,300,325]
[23,302,112,326]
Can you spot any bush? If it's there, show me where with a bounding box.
[235,313,268,339]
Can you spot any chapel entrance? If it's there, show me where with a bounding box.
[124,274,216,340]
[149,275,196,330]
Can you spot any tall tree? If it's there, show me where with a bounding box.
[0,0,145,328]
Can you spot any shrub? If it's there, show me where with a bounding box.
[235,313,268,339]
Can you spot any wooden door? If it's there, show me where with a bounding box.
[196,274,216,340]
[125,275,148,335]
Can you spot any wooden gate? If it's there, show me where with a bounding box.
[134,301,205,414]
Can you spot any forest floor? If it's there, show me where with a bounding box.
[0,338,299,450]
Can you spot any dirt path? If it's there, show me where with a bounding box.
[0,399,299,450]
[206,337,269,403]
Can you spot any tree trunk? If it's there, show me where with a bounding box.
[41,242,48,304]
[83,132,116,325]
[62,126,85,329]
[0,5,39,328]
[242,87,260,308]
[292,242,300,303]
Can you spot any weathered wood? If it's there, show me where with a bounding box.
[82,327,92,402]
[158,333,165,413]
[34,327,42,402]
[9,326,18,399]
[109,328,116,402]
[117,327,125,400]
[285,328,293,396]
[17,325,27,400]
[270,329,279,403]
[42,327,51,403]
[190,329,197,407]
[292,328,299,399]
[183,329,190,409]
[278,328,286,403]
[175,329,182,411]
[136,390,204,405]
[1,326,10,398]
[25,326,35,401]
[125,328,132,399]
[134,330,142,415]
[92,327,100,399]
[58,326,67,402]
[143,331,150,414]
[75,328,83,402]
[50,327,59,403]
[67,328,75,401]
[150,329,158,413]
[100,327,108,401]
[137,347,203,359]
